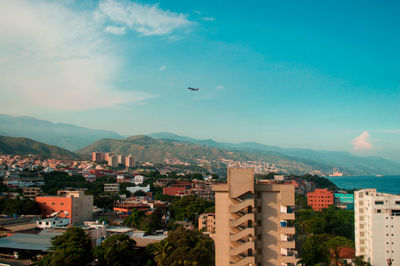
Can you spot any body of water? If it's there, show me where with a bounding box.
[327,175,400,195]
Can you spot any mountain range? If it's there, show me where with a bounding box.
[0,136,77,159]
[0,114,399,175]
[0,114,123,151]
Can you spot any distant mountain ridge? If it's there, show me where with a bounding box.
[149,132,400,175]
[0,136,77,159]
[0,114,124,151]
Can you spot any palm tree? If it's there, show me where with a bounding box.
[153,240,171,266]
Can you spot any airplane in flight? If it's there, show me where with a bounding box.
[187,87,199,91]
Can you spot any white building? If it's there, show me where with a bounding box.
[133,175,145,185]
[36,218,70,229]
[127,184,150,195]
[355,189,400,266]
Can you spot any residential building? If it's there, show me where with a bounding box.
[212,168,297,266]
[118,155,125,166]
[163,186,187,197]
[23,187,41,199]
[104,183,120,194]
[108,155,118,167]
[36,218,70,229]
[36,190,93,225]
[307,188,334,211]
[198,213,215,233]
[125,155,135,168]
[127,184,150,195]
[354,189,400,266]
[133,175,145,185]
[92,152,102,162]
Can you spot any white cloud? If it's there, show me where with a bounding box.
[351,131,372,151]
[216,85,224,90]
[380,129,400,134]
[105,25,126,35]
[193,10,201,15]
[159,65,166,71]
[97,0,192,36]
[201,17,215,21]
[0,0,155,113]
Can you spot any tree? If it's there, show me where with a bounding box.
[299,234,330,266]
[354,256,371,266]
[153,240,172,266]
[170,195,214,224]
[36,227,93,266]
[152,227,214,266]
[326,236,354,266]
[123,209,146,228]
[94,234,137,266]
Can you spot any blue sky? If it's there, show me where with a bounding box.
[0,0,399,161]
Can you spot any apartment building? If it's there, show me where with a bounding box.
[198,213,215,233]
[125,155,135,168]
[354,189,400,266]
[92,152,102,162]
[108,155,118,167]
[213,168,297,266]
[23,187,41,199]
[104,183,120,194]
[36,190,93,225]
[118,155,125,166]
[307,188,334,211]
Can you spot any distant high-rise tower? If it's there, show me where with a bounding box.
[354,189,400,266]
[118,154,125,166]
[108,155,118,167]
[125,155,134,168]
[92,152,102,162]
[212,168,297,266]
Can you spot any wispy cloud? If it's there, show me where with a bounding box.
[0,0,155,113]
[378,129,400,135]
[201,17,215,21]
[105,25,126,35]
[216,85,224,90]
[159,65,166,71]
[351,131,372,151]
[97,0,193,36]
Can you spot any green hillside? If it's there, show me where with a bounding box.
[77,135,332,175]
[0,136,78,159]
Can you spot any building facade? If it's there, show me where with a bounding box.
[36,190,93,225]
[108,155,118,167]
[307,188,334,211]
[125,155,135,168]
[104,183,120,194]
[354,189,400,266]
[198,213,215,233]
[92,152,102,162]
[213,168,297,266]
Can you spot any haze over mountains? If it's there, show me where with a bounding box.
[1,114,399,175]
[0,114,123,151]
[0,136,77,159]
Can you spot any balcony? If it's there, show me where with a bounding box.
[231,256,255,266]
[230,240,254,256]
[280,239,295,249]
[281,254,298,264]
[280,226,295,235]
[281,212,295,220]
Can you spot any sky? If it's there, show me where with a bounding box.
[0,0,399,161]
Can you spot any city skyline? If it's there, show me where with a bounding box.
[0,0,399,161]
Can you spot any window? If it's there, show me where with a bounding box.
[51,202,55,205]
[396,201,400,205]
[61,203,64,205]
[375,201,384,205]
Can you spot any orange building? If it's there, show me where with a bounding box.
[198,213,215,233]
[36,190,93,225]
[307,188,334,211]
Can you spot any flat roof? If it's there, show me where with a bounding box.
[0,232,61,251]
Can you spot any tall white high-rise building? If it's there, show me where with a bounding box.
[354,189,400,266]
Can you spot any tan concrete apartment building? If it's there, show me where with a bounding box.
[213,168,297,266]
